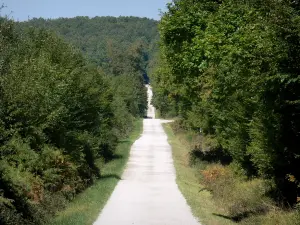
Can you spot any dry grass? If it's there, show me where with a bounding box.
[241,210,300,225]
[163,123,235,225]
[201,164,273,220]
[163,122,300,225]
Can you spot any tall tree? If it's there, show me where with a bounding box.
[153,0,300,204]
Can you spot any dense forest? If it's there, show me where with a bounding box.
[0,15,157,224]
[18,16,159,77]
[151,0,300,222]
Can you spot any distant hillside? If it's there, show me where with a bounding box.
[19,16,159,74]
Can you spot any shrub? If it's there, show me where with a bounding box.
[241,209,300,225]
[201,164,273,220]
[201,164,236,199]
[0,17,147,224]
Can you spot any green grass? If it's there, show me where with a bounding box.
[49,119,143,225]
[163,122,300,225]
[163,123,235,225]
[241,210,300,225]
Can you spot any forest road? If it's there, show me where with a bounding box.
[93,85,200,225]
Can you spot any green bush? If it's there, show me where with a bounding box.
[201,164,273,220]
[225,179,273,219]
[0,17,147,224]
[153,0,300,206]
[241,210,300,225]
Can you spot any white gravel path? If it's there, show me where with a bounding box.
[93,85,200,225]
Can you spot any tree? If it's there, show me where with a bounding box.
[154,0,300,204]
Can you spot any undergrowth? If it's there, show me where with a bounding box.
[48,119,143,225]
[165,120,300,225]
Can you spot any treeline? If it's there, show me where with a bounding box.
[0,15,148,225]
[152,0,300,208]
[18,16,159,74]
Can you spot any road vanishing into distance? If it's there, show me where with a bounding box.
[93,85,200,225]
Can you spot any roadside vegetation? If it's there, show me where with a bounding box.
[49,119,143,225]
[151,0,300,223]
[164,122,300,225]
[0,14,151,225]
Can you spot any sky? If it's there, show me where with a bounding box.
[1,0,171,21]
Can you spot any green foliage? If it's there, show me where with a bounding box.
[241,210,300,225]
[165,122,300,225]
[111,74,147,118]
[18,16,152,119]
[0,15,149,224]
[18,16,158,71]
[154,0,300,206]
[49,119,143,225]
[149,54,179,118]
[202,164,273,220]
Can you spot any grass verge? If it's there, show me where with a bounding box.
[163,122,300,225]
[163,122,234,225]
[48,119,143,225]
